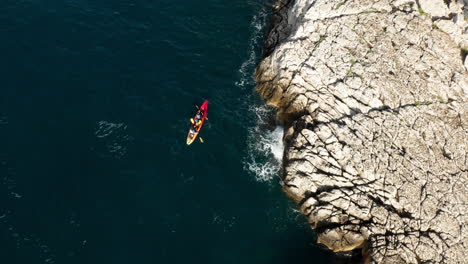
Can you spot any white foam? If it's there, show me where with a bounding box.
[269,126,285,162]
[245,124,284,182]
[0,215,56,263]
[95,121,130,158]
[212,212,237,233]
[235,7,268,89]
[244,105,284,182]
[236,7,284,182]
[95,120,127,138]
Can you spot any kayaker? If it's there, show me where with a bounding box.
[191,117,201,124]
[186,100,208,145]
[193,121,201,130]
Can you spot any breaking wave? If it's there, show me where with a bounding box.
[244,105,284,182]
[236,4,284,182]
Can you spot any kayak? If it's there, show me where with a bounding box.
[186,100,208,145]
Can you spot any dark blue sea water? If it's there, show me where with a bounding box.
[0,1,332,263]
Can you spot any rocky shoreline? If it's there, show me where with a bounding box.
[256,0,467,263]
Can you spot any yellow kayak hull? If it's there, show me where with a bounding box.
[186,132,198,145]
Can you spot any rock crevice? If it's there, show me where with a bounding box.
[256,0,467,263]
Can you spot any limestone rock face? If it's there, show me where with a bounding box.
[257,0,467,263]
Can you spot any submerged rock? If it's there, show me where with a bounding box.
[256,0,467,263]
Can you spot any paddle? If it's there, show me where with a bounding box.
[199,137,204,143]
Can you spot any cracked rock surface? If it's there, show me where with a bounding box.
[256,0,467,263]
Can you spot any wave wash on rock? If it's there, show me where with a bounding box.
[256,0,467,263]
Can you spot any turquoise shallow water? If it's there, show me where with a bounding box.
[0,1,332,263]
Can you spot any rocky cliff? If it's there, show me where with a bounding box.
[256,0,468,263]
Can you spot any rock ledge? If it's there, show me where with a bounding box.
[256,0,468,263]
